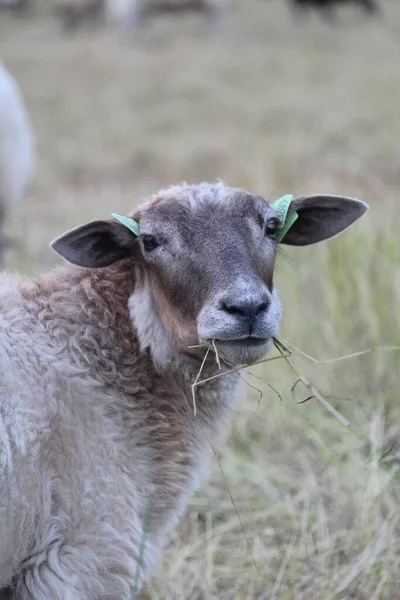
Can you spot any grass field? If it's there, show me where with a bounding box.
[1,1,400,598]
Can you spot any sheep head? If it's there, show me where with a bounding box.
[51,182,368,366]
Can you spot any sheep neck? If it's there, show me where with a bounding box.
[20,259,240,429]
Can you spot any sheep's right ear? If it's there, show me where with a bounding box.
[50,220,139,268]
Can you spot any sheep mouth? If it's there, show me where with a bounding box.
[214,337,270,347]
[209,337,273,365]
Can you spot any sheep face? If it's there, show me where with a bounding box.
[132,184,281,365]
[51,182,368,366]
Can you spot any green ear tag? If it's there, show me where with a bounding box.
[111,213,140,237]
[270,194,298,243]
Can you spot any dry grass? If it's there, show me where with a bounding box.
[1,1,400,598]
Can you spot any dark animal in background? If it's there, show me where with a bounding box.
[289,0,378,19]
[55,0,105,31]
[0,0,31,15]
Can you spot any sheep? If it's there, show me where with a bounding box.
[105,0,227,36]
[289,0,378,19]
[54,0,225,35]
[0,182,368,599]
[55,0,105,32]
[0,0,31,15]
[0,62,35,268]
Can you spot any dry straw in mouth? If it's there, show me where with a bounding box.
[188,338,292,416]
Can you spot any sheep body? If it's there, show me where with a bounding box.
[0,261,239,599]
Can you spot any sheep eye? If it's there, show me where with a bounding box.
[142,235,159,252]
[265,218,279,238]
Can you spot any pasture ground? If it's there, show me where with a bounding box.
[1,1,400,598]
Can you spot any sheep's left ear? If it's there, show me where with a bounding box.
[280,195,369,246]
[50,220,139,268]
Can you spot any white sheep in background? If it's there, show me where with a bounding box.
[105,0,227,36]
[0,182,367,599]
[0,62,35,266]
[53,0,225,35]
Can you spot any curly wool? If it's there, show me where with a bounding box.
[0,260,239,599]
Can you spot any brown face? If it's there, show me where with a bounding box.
[135,186,282,364]
[51,182,368,366]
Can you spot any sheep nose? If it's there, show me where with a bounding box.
[221,298,270,321]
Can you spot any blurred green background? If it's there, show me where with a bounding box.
[1,1,400,597]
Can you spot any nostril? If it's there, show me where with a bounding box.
[256,301,269,315]
[222,299,270,320]
[222,302,247,317]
